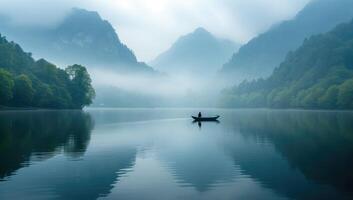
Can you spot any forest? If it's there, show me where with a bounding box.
[0,34,95,109]
[222,19,353,109]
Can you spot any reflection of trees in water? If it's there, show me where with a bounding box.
[0,111,94,180]
[224,110,353,198]
[0,111,138,200]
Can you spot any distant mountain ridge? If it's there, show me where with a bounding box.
[151,27,239,75]
[0,8,154,73]
[223,18,353,109]
[220,0,353,82]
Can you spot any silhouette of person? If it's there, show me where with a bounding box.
[198,112,202,118]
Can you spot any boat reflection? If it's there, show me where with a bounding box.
[1,109,353,200]
[193,120,220,128]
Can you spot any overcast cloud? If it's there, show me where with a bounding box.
[0,0,311,61]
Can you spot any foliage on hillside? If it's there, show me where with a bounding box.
[0,34,95,109]
[223,19,353,109]
[220,0,353,82]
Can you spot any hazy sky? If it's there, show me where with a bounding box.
[0,0,311,61]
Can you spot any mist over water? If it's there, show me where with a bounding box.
[90,68,225,107]
[1,109,353,199]
[2,1,353,200]
[0,0,314,108]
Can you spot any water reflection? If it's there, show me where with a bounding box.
[192,120,220,129]
[0,110,137,200]
[159,121,236,192]
[0,110,93,181]
[0,109,353,199]
[222,110,353,199]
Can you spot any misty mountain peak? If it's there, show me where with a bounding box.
[181,27,214,42]
[193,27,210,35]
[0,8,155,73]
[151,28,239,75]
[70,8,101,21]
[59,8,121,43]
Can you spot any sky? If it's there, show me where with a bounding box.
[0,0,311,61]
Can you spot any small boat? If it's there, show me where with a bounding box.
[192,115,220,121]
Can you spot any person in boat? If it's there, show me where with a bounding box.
[198,112,202,118]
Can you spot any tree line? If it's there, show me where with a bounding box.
[0,34,95,109]
[222,19,353,109]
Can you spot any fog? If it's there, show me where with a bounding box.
[89,68,225,107]
[0,0,313,107]
[0,0,311,61]
[91,70,191,98]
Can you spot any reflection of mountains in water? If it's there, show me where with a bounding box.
[161,146,237,192]
[94,116,238,193]
[223,110,353,199]
[0,111,138,200]
[156,120,238,192]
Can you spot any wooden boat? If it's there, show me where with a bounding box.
[192,115,220,121]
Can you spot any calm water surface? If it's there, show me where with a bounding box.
[0,108,353,200]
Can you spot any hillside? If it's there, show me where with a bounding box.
[220,0,353,82]
[0,8,154,73]
[151,28,238,75]
[222,18,353,109]
[0,34,95,109]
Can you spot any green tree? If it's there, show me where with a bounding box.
[0,69,14,105]
[272,88,292,108]
[13,74,35,106]
[337,79,353,109]
[32,80,54,108]
[1,34,96,109]
[223,19,353,110]
[318,85,339,108]
[302,87,325,108]
[66,65,95,109]
[49,85,73,109]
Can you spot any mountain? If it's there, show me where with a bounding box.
[222,18,353,109]
[220,0,353,82]
[0,8,154,73]
[0,33,95,109]
[151,27,239,75]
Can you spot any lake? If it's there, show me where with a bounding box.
[0,108,353,200]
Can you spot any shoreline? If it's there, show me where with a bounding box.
[0,106,82,111]
[1,106,353,112]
